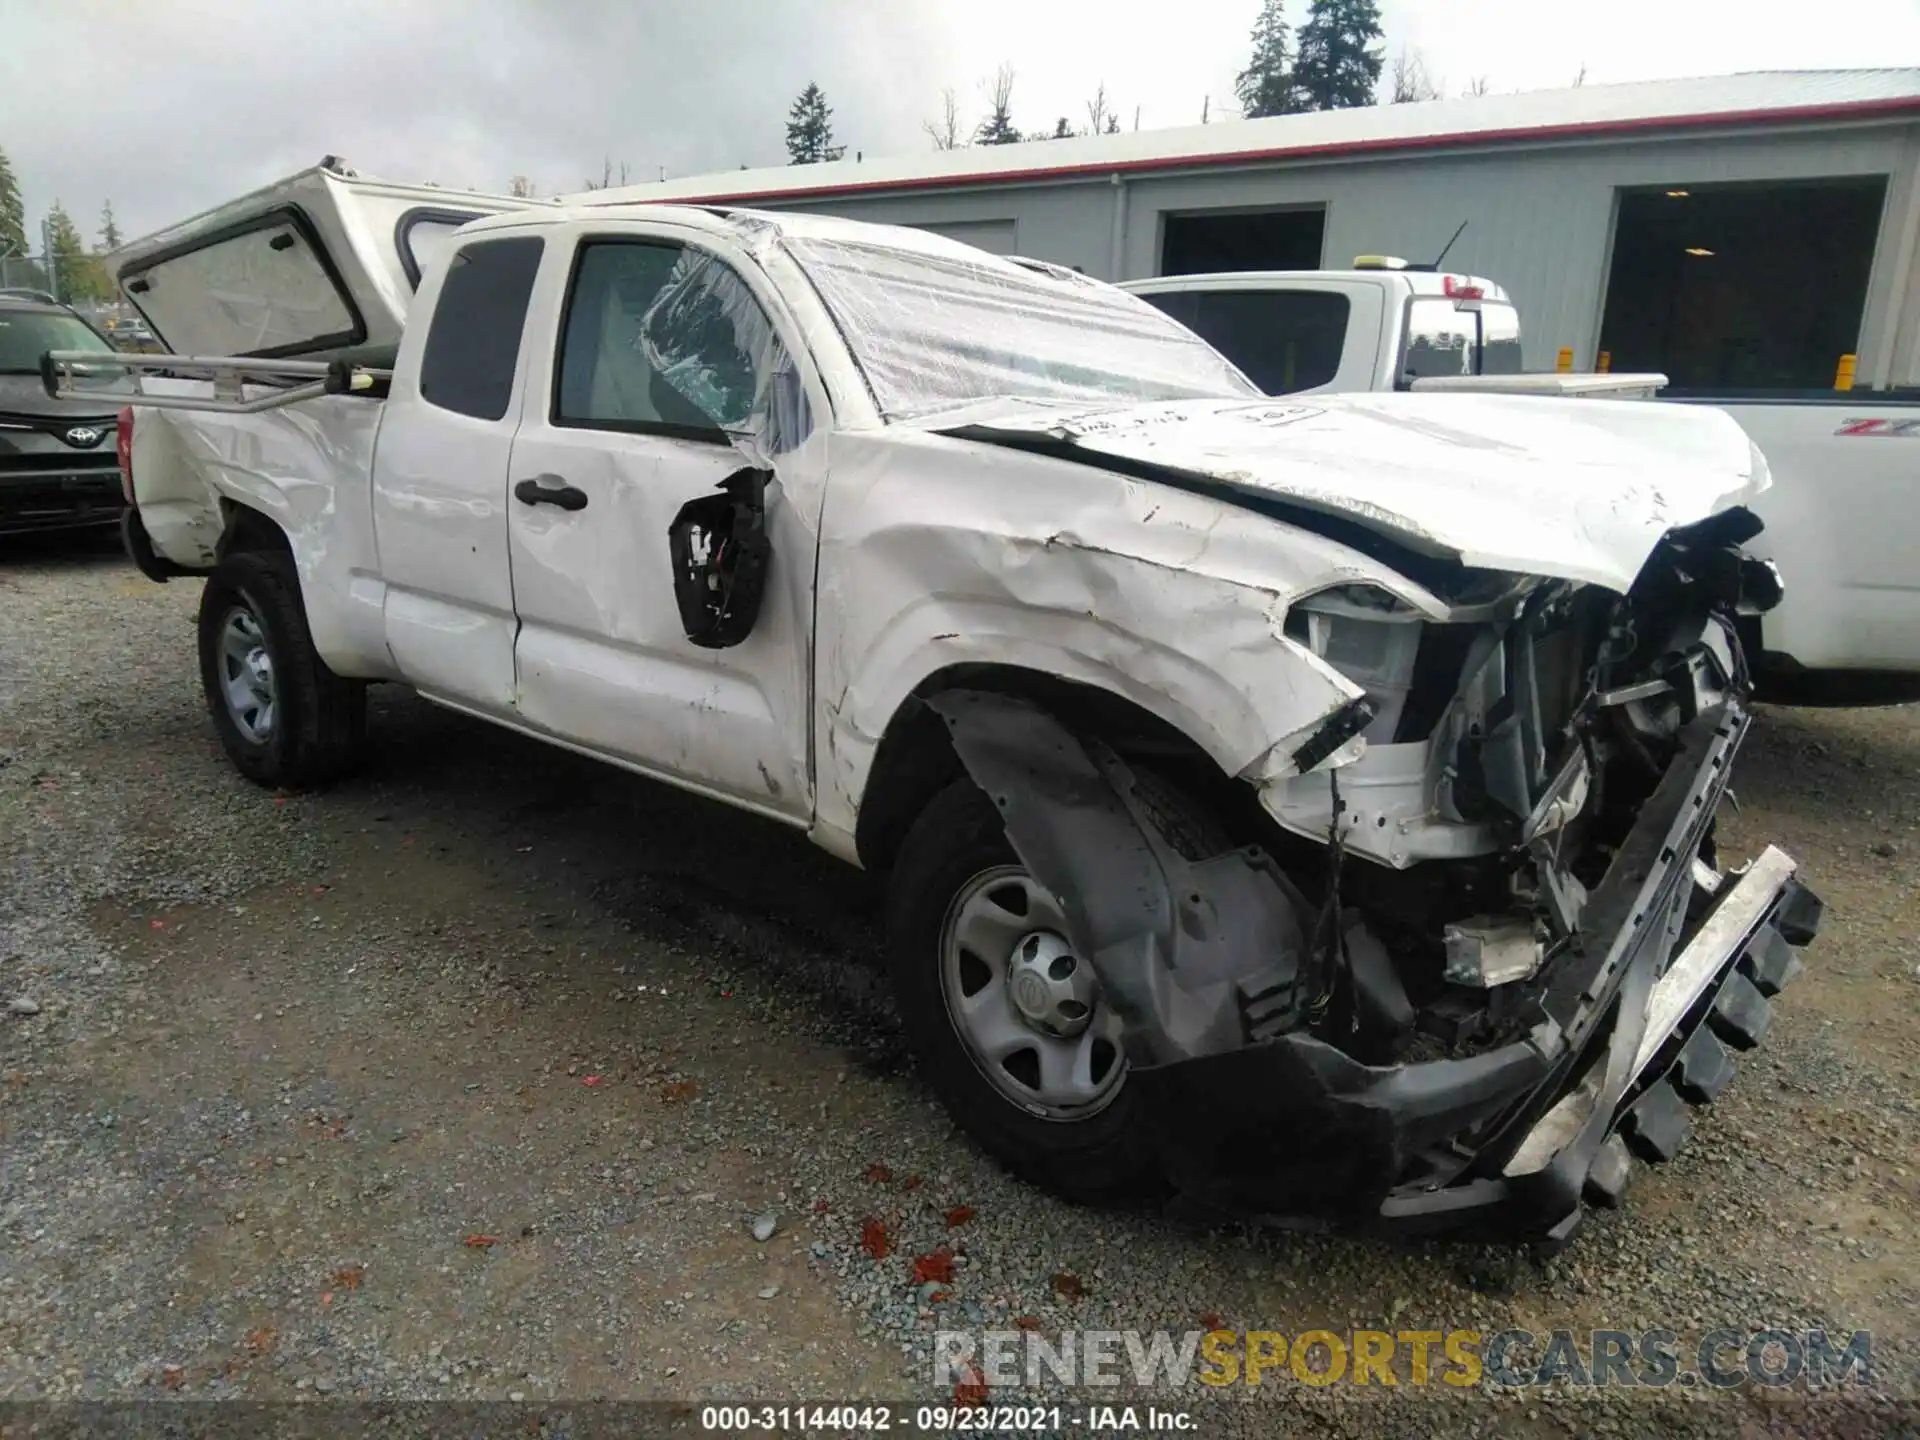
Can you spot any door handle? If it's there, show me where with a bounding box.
[514,476,589,511]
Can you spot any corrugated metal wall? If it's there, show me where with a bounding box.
[755,122,1920,382]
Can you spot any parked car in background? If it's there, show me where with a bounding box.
[105,318,163,354]
[0,293,126,536]
[1126,264,1920,705]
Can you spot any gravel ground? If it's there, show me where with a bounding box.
[2,537,1916,1437]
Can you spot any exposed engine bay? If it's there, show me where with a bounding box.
[930,506,1820,1245]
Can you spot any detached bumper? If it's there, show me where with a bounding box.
[1134,851,1816,1243]
[1132,702,1822,1246]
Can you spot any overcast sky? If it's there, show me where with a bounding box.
[5,0,1920,246]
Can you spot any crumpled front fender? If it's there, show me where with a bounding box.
[928,688,1312,1067]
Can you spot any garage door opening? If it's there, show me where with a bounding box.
[1597,178,1886,393]
[1160,207,1325,276]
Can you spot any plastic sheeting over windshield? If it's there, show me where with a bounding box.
[638,247,810,460]
[782,237,1259,421]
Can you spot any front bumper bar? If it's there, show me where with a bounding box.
[1134,848,1817,1245]
[932,689,1819,1245]
[1129,702,1821,1246]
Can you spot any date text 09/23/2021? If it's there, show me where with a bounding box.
[699,1406,1193,1432]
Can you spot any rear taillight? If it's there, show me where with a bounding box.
[116,406,134,504]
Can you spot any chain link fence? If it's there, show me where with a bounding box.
[1,250,56,297]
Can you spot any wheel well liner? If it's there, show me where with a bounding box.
[218,499,293,559]
[853,663,1234,874]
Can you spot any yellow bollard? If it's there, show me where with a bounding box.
[1834,353,1857,392]
[1596,350,1612,374]
[1555,348,1574,374]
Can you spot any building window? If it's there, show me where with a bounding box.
[1160,207,1326,276]
[1597,178,1887,393]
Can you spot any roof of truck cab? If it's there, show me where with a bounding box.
[457,202,1053,267]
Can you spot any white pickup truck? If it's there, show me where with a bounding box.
[1126,266,1920,705]
[59,164,1821,1247]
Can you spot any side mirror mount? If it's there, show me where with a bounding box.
[668,466,773,649]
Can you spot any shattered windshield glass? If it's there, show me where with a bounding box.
[783,237,1260,421]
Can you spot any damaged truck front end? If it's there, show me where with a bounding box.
[929,505,1819,1248]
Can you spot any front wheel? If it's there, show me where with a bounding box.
[197,548,366,788]
[885,778,1163,1204]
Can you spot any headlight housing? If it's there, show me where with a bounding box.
[1284,585,1425,743]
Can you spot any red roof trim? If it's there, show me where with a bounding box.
[656,95,1920,207]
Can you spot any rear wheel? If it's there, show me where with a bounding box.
[887,769,1225,1204]
[197,548,366,788]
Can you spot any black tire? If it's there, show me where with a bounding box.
[888,772,1223,1205]
[197,548,366,788]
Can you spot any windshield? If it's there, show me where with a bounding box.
[783,237,1259,420]
[0,309,115,374]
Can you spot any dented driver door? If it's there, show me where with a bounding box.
[501,221,820,819]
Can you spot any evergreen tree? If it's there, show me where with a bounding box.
[974,67,1022,145]
[46,201,107,303]
[1293,0,1384,111]
[1235,0,1299,119]
[785,84,844,165]
[0,145,26,259]
[1045,118,1075,139]
[98,199,123,251]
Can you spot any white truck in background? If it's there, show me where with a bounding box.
[1125,265,1920,705]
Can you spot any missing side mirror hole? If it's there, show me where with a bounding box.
[668,466,773,649]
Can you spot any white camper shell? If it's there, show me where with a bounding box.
[108,159,547,361]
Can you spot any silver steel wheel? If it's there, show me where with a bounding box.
[217,605,276,744]
[939,864,1127,1120]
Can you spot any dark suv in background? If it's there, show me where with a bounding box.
[0,293,129,536]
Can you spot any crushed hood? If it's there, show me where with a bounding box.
[941,392,1766,593]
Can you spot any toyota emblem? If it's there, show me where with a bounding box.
[63,426,105,449]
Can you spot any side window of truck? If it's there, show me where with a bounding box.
[1401,298,1525,382]
[1136,288,1348,394]
[1191,290,1349,394]
[417,235,545,421]
[555,239,809,451]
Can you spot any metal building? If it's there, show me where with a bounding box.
[591,70,1920,390]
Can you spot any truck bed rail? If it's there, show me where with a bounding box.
[40,350,390,415]
[1410,372,1669,399]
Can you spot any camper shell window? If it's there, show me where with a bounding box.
[120,207,364,359]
